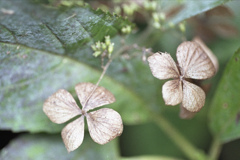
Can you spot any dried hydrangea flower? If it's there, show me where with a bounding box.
[148,41,216,113]
[43,82,123,152]
[193,37,219,72]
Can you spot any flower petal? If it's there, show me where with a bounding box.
[179,104,196,119]
[182,80,206,112]
[43,89,82,124]
[61,116,85,152]
[176,41,215,79]
[86,108,123,145]
[162,80,182,106]
[193,37,219,72]
[148,52,180,80]
[75,82,116,112]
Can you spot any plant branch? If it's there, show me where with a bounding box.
[151,112,208,160]
[209,136,222,160]
[83,57,112,107]
[83,43,129,107]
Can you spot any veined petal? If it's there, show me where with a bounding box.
[182,80,206,112]
[75,82,115,112]
[176,41,215,79]
[61,116,85,152]
[86,108,123,145]
[162,79,183,106]
[179,104,196,119]
[193,37,219,72]
[148,52,180,80]
[43,89,82,124]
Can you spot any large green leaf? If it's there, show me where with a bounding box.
[209,47,240,142]
[0,133,119,160]
[0,0,154,133]
[0,0,156,133]
[164,0,230,25]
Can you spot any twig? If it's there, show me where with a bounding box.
[83,58,112,108]
[209,136,222,160]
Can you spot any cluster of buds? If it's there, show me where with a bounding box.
[122,2,139,16]
[91,36,114,58]
[143,0,157,11]
[59,0,84,6]
[121,25,132,34]
[152,12,166,29]
[114,0,157,17]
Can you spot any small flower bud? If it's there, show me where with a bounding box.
[152,12,159,22]
[93,51,102,57]
[91,44,97,51]
[108,43,114,54]
[96,41,101,49]
[101,43,107,50]
[121,25,132,34]
[105,36,111,46]
[144,0,157,11]
[153,21,161,29]
[114,6,121,15]
[159,12,166,21]
[179,22,186,33]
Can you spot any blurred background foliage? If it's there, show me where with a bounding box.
[0,0,240,160]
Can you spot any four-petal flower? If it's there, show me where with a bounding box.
[148,41,216,112]
[43,82,123,152]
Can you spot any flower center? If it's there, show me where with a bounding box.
[180,75,184,81]
[82,109,86,116]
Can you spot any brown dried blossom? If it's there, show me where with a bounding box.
[43,82,123,152]
[148,41,216,114]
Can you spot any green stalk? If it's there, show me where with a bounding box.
[209,137,222,160]
[151,112,208,160]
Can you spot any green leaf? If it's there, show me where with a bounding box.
[120,155,183,160]
[0,134,120,160]
[0,0,151,133]
[164,0,230,25]
[209,47,240,142]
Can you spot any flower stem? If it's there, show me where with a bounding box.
[151,112,208,160]
[209,136,222,160]
[84,44,129,107]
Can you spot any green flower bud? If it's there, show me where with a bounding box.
[96,41,101,49]
[179,22,186,33]
[159,12,166,21]
[105,36,111,46]
[153,21,161,29]
[101,43,107,50]
[114,6,121,15]
[108,43,114,55]
[121,25,132,34]
[93,51,102,57]
[152,12,159,22]
[91,44,97,51]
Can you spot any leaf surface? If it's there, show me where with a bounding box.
[164,0,230,25]
[0,0,151,133]
[209,47,240,142]
[0,134,119,160]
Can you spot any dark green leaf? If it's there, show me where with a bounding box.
[0,0,151,133]
[209,47,240,142]
[164,0,230,26]
[120,155,182,160]
[0,134,119,160]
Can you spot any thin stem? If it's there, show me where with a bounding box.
[83,44,129,108]
[151,112,208,160]
[83,58,112,108]
[209,137,222,160]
